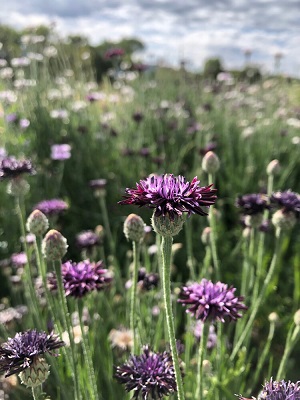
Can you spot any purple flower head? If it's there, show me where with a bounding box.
[270,190,300,217]
[115,345,181,399]
[0,330,65,377]
[76,230,101,249]
[178,279,247,323]
[50,144,71,161]
[6,113,18,124]
[119,174,217,220]
[0,157,35,180]
[19,118,30,129]
[50,260,112,298]
[238,378,300,400]
[236,193,269,215]
[104,48,124,60]
[137,267,160,291]
[11,252,27,267]
[33,199,68,216]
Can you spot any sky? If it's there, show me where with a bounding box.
[0,0,300,76]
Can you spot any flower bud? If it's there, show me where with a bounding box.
[272,210,296,232]
[201,227,211,245]
[42,229,68,261]
[123,214,145,242]
[19,357,50,387]
[7,178,30,197]
[294,309,300,326]
[266,159,280,176]
[26,210,49,236]
[151,213,185,237]
[268,312,279,324]
[244,213,263,229]
[202,151,220,174]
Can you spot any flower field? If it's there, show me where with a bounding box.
[0,31,300,400]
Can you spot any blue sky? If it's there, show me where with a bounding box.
[1,0,299,76]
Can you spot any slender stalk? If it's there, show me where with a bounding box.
[31,386,41,400]
[130,240,140,354]
[161,236,185,400]
[184,219,196,280]
[52,260,81,400]
[249,321,275,393]
[195,322,209,399]
[76,301,99,399]
[230,230,282,361]
[208,173,220,281]
[276,324,300,380]
[99,195,115,256]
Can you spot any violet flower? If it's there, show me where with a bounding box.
[0,157,35,180]
[178,279,247,323]
[0,330,65,377]
[115,345,180,399]
[238,378,300,399]
[33,199,68,216]
[119,174,217,220]
[51,144,71,161]
[76,230,101,249]
[270,190,300,217]
[50,260,112,298]
[236,193,269,215]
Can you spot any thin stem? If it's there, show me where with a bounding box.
[161,236,185,400]
[77,301,99,399]
[230,230,282,361]
[130,240,140,354]
[53,260,81,400]
[195,323,209,399]
[99,195,115,256]
[276,324,300,380]
[184,219,196,280]
[31,386,41,400]
[208,173,220,281]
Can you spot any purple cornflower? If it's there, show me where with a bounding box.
[33,199,68,216]
[6,113,18,124]
[104,48,124,59]
[10,252,27,268]
[115,345,180,399]
[270,190,300,217]
[19,118,30,129]
[119,174,217,220]
[236,193,269,215]
[238,378,300,399]
[50,260,112,298]
[76,230,101,249]
[0,157,35,180]
[50,144,71,161]
[178,279,247,323]
[0,330,65,377]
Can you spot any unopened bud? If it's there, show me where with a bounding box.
[202,151,220,174]
[123,214,145,242]
[7,178,30,197]
[151,213,185,237]
[42,229,68,261]
[19,357,50,387]
[266,159,280,176]
[272,210,296,232]
[294,309,300,326]
[26,210,49,236]
[202,360,212,373]
[268,312,279,324]
[244,214,263,229]
[201,227,211,245]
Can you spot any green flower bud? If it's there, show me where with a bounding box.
[266,159,280,176]
[272,210,296,232]
[42,229,68,261]
[201,227,211,245]
[19,357,50,388]
[151,213,186,237]
[7,178,30,197]
[26,210,49,236]
[123,214,145,242]
[244,213,263,228]
[202,151,220,174]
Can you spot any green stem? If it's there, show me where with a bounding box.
[99,195,115,256]
[31,386,41,400]
[161,236,185,400]
[130,241,140,354]
[208,173,220,281]
[276,324,300,380]
[195,323,209,399]
[230,230,282,361]
[53,260,81,400]
[77,301,99,399]
[249,321,275,393]
[184,219,196,280]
